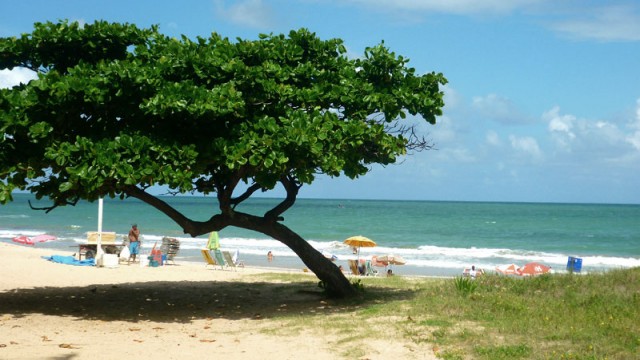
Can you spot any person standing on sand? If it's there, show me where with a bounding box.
[128,224,140,264]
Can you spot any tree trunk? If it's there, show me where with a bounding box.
[126,190,358,298]
[267,221,357,298]
[227,214,357,298]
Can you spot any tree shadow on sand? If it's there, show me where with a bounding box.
[0,279,416,323]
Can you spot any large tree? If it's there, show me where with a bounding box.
[0,21,446,297]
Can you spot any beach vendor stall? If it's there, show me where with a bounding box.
[77,232,123,260]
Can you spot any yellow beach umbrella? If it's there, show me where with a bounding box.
[344,235,377,261]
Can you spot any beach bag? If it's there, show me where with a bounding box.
[119,245,130,260]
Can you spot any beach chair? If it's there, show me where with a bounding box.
[160,237,180,265]
[213,249,227,269]
[232,249,245,267]
[222,251,237,271]
[201,249,220,269]
[365,260,379,276]
[348,260,360,276]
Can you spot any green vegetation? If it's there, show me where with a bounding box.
[453,276,478,297]
[256,268,640,359]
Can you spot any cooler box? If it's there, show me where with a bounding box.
[566,256,583,273]
[102,254,119,268]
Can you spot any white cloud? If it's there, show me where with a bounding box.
[0,68,37,89]
[442,85,462,110]
[214,0,274,29]
[485,130,501,146]
[346,0,544,16]
[508,135,542,161]
[549,5,640,42]
[545,106,576,150]
[544,104,640,163]
[626,98,640,150]
[472,93,530,124]
[436,147,476,162]
[344,1,640,42]
[430,114,459,144]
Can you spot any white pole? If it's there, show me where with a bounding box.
[96,197,104,264]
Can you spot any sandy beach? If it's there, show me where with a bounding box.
[0,242,436,359]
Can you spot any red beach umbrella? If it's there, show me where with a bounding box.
[31,234,57,243]
[12,235,33,245]
[12,234,57,246]
[518,262,551,276]
[495,263,519,275]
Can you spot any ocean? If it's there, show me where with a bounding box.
[1,193,639,276]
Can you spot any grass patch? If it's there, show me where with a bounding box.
[453,276,478,296]
[260,268,640,359]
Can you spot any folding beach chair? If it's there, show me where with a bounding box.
[201,249,221,269]
[213,249,227,269]
[222,251,237,271]
[348,260,360,276]
[365,260,379,276]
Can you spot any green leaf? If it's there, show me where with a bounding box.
[59,182,73,192]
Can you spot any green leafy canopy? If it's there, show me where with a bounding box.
[0,20,447,206]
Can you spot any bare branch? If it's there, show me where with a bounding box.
[123,185,200,235]
[383,120,435,153]
[264,174,300,221]
[230,183,263,208]
[28,197,79,213]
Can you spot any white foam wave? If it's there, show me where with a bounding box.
[0,214,29,219]
[3,229,638,271]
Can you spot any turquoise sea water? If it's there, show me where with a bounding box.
[1,193,639,276]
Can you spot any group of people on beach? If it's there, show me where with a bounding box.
[123,226,396,276]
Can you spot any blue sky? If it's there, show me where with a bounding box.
[1,0,639,204]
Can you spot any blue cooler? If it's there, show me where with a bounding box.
[566,256,583,273]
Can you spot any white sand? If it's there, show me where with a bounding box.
[0,242,436,359]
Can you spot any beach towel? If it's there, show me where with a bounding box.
[42,255,95,266]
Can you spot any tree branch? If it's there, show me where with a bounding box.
[264,174,300,221]
[28,197,79,213]
[230,183,263,207]
[123,185,204,235]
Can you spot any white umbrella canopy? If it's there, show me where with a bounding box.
[376,254,406,265]
[376,254,406,275]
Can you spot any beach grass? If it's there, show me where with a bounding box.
[253,268,640,359]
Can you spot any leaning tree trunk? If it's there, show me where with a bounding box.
[229,214,357,298]
[268,222,357,298]
[125,189,357,298]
